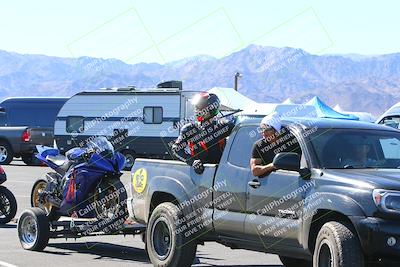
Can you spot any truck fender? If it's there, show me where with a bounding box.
[0,137,14,153]
[145,176,196,223]
[301,192,366,251]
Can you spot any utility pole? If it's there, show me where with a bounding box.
[234,72,242,91]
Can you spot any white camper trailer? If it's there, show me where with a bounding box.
[54,81,200,169]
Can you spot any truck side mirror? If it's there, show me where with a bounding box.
[273,152,300,172]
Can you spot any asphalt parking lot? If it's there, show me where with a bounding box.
[0,160,283,267]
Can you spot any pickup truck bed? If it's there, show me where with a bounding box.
[0,126,54,165]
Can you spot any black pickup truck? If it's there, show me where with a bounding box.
[128,116,400,267]
[0,126,54,165]
[0,97,68,165]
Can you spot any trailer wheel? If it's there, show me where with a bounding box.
[147,202,197,267]
[313,221,364,267]
[0,141,13,165]
[18,208,50,251]
[0,186,17,224]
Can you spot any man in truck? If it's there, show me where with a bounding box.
[172,92,236,174]
[250,112,301,177]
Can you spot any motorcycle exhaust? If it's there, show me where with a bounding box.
[44,194,61,208]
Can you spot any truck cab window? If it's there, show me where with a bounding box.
[143,107,163,124]
[379,116,400,129]
[228,126,303,168]
[228,126,259,168]
[66,116,85,133]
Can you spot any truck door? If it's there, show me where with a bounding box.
[213,126,259,239]
[245,129,312,249]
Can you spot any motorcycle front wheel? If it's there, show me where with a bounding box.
[0,186,17,224]
[92,178,128,233]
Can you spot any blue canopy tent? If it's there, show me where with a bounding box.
[306,97,359,120]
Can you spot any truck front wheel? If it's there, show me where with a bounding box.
[147,202,197,267]
[313,221,364,267]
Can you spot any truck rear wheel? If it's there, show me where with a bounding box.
[279,256,311,267]
[313,221,364,267]
[147,202,197,267]
[0,141,13,165]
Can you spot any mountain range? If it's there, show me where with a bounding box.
[1,45,400,116]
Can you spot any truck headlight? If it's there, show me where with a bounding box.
[373,189,400,214]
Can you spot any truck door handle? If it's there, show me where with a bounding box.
[248,179,261,189]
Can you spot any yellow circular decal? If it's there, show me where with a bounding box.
[132,168,147,193]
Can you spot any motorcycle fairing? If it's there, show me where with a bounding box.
[61,168,104,218]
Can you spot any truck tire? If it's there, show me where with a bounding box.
[0,186,17,224]
[17,208,50,251]
[0,141,13,165]
[313,221,364,267]
[279,256,311,267]
[147,202,197,267]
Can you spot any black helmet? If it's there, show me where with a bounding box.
[192,92,220,120]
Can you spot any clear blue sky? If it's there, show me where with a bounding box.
[0,0,399,64]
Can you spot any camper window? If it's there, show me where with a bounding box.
[66,116,85,133]
[143,107,163,124]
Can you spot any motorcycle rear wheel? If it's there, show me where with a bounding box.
[30,178,60,221]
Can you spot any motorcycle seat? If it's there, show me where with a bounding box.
[46,155,67,167]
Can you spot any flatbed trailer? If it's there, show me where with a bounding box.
[17,208,146,251]
[48,219,146,239]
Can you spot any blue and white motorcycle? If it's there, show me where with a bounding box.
[22,137,128,240]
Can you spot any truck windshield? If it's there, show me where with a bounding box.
[310,129,400,169]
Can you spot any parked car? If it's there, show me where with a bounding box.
[129,116,400,267]
[0,97,68,165]
[0,165,17,224]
